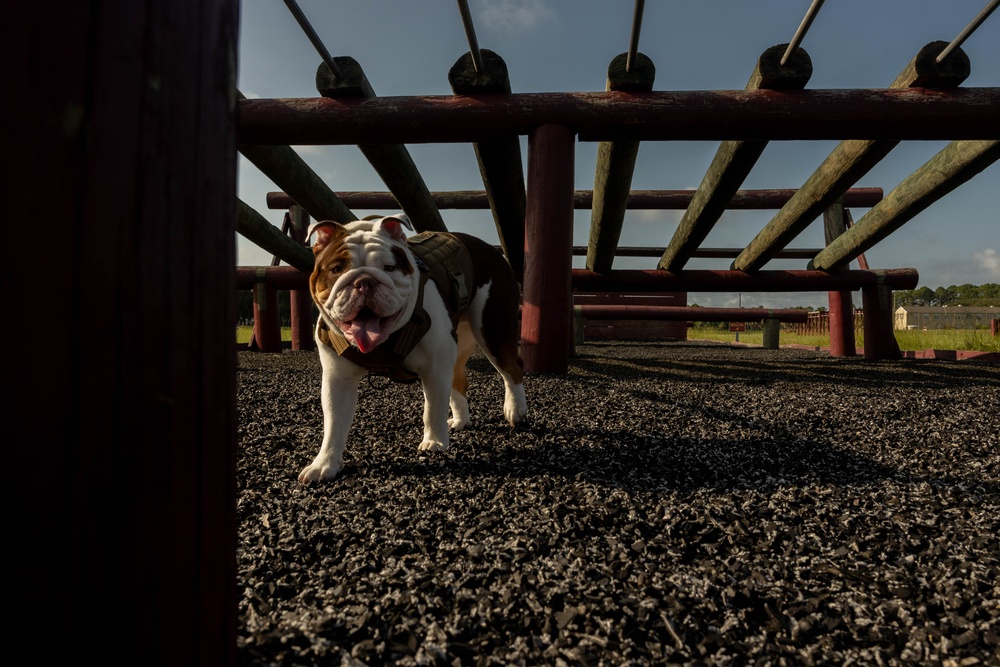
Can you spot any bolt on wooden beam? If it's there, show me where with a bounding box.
[732,41,972,272]
[658,44,812,272]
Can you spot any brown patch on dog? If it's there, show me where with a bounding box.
[309,223,352,305]
[452,232,525,384]
[391,246,415,276]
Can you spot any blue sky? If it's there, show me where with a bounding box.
[237,0,998,309]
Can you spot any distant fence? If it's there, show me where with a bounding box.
[794,310,864,335]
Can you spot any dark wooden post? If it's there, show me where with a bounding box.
[317,57,446,232]
[823,199,857,356]
[862,281,901,360]
[251,277,282,353]
[762,318,781,349]
[658,44,812,271]
[449,49,526,275]
[587,52,655,273]
[522,125,575,374]
[287,206,315,351]
[8,1,238,664]
[733,41,971,272]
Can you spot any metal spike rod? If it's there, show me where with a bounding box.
[781,0,826,65]
[626,0,646,73]
[456,0,485,73]
[937,0,999,62]
[282,0,343,79]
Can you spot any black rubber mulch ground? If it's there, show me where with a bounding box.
[236,341,999,666]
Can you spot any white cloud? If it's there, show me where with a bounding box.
[972,248,1000,280]
[476,0,554,34]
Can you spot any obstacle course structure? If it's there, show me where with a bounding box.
[237,1,997,369]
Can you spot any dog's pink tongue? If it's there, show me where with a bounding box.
[348,317,384,353]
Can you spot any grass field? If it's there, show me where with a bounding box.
[689,327,1000,352]
[238,325,998,352]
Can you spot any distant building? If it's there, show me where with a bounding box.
[894,306,998,330]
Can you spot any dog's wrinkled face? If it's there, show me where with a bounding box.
[309,216,417,353]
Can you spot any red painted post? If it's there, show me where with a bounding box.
[828,290,857,356]
[861,284,900,360]
[824,201,857,357]
[522,125,575,373]
[251,281,282,352]
[286,207,315,351]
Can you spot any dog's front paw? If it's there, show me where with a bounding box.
[418,439,450,452]
[504,385,528,426]
[298,459,343,483]
[448,415,470,431]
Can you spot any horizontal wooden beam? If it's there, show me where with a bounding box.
[569,246,824,259]
[237,266,919,293]
[265,188,884,211]
[238,88,1000,145]
[570,268,919,292]
[576,305,809,323]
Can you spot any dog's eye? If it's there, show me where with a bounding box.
[328,263,344,274]
[384,264,396,273]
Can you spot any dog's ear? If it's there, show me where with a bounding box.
[375,215,412,242]
[307,221,347,253]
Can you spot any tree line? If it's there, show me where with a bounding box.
[893,283,1000,308]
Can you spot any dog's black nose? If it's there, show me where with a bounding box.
[353,274,376,293]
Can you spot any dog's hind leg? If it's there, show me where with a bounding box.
[474,283,528,427]
[449,321,478,430]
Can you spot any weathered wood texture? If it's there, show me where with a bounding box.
[266,188,884,211]
[576,306,808,322]
[658,44,812,272]
[287,206,315,351]
[237,92,357,224]
[571,268,919,293]
[810,140,1000,271]
[522,125,576,374]
[251,282,282,352]
[237,88,999,145]
[862,284,901,360]
[8,1,239,664]
[237,199,315,272]
[239,266,919,293]
[732,42,972,272]
[316,57,445,232]
[823,200,857,357]
[762,318,782,350]
[449,49,526,274]
[587,52,655,272]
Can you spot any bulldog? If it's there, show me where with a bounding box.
[298,214,528,483]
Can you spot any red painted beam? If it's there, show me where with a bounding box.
[266,187,884,211]
[576,306,809,322]
[238,266,919,292]
[571,268,919,292]
[238,89,1000,145]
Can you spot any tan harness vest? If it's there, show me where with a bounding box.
[316,232,474,383]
